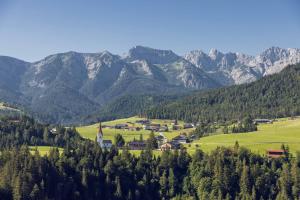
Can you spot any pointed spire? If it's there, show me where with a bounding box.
[98,122,103,135]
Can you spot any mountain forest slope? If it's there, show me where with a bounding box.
[146,63,300,122]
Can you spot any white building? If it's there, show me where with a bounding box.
[97,122,112,149]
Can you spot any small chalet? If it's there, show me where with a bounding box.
[267,149,285,158]
[102,140,113,149]
[115,124,128,129]
[155,135,167,147]
[172,134,188,144]
[144,124,161,132]
[183,123,194,129]
[50,128,57,134]
[128,141,146,150]
[136,119,151,125]
[172,125,182,130]
[254,119,273,124]
[160,142,172,151]
[160,141,180,151]
[159,125,169,132]
[102,125,114,129]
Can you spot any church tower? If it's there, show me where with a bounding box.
[97,122,103,147]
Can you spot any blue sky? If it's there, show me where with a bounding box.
[0,0,299,61]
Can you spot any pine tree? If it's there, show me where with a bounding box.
[240,160,251,199]
[251,186,256,200]
[43,127,49,143]
[81,168,88,188]
[168,168,176,198]
[159,170,168,198]
[30,184,41,200]
[291,159,300,199]
[13,175,22,200]
[114,176,122,199]
[278,163,292,200]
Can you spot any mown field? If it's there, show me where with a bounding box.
[186,117,300,155]
[76,116,195,142]
[29,146,63,156]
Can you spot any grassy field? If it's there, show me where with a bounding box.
[76,116,195,142]
[186,117,300,155]
[29,146,63,156]
[78,116,300,156]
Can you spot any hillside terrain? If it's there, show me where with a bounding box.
[146,63,300,122]
[0,46,299,124]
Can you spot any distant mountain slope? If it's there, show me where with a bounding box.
[185,47,300,85]
[0,46,299,124]
[85,94,184,123]
[146,63,300,122]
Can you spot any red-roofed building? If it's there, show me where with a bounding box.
[267,149,285,158]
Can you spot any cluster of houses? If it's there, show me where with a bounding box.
[96,120,193,151]
[100,119,195,133]
[125,133,190,151]
[139,119,194,132]
[103,124,142,131]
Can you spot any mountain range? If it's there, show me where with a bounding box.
[0,46,299,124]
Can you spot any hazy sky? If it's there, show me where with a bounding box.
[0,0,300,61]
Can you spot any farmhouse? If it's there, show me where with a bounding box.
[183,123,194,129]
[50,128,57,134]
[136,119,151,125]
[172,125,182,130]
[159,125,169,132]
[160,141,180,151]
[102,140,113,149]
[267,149,285,158]
[115,124,129,129]
[102,125,114,129]
[155,135,167,147]
[172,134,188,144]
[254,119,273,124]
[144,124,161,132]
[128,141,146,150]
[160,143,172,151]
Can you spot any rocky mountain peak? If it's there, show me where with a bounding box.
[209,48,223,60]
[127,45,180,64]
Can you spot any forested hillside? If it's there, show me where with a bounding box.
[146,63,300,123]
[0,143,299,199]
[0,116,82,149]
[86,94,183,123]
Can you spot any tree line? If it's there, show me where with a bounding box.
[0,141,299,199]
[0,116,82,149]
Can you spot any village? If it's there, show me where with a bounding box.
[93,116,285,158]
[96,118,196,151]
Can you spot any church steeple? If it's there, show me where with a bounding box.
[98,122,103,136]
[97,122,103,147]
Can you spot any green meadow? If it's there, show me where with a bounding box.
[29,146,63,156]
[186,117,300,155]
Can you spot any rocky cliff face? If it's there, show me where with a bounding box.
[185,47,300,85]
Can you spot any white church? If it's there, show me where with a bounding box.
[97,122,112,149]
